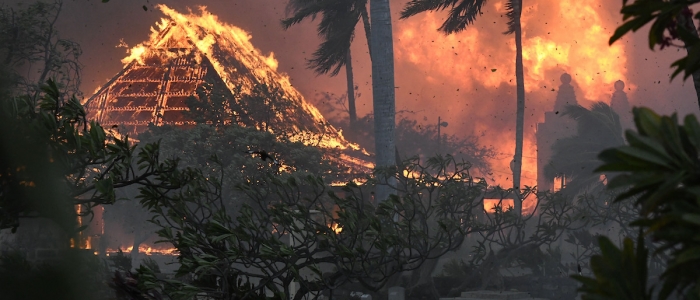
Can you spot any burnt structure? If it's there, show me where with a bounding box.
[536,73,578,192]
[84,8,372,173]
[85,49,225,132]
[536,74,632,192]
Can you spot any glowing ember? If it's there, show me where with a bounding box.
[331,223,343,234]
[483,199,515,212]
[106,245,179,256]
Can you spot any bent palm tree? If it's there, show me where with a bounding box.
[400,0,526,216]
[544,103,625,197]
[282,0,371,126]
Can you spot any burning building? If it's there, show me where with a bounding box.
[82,5,374,257]
[84,5,371,172]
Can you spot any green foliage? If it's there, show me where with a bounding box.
[592,107,700,299]
[0,79,176,232]
[608,0,700,80]
[573,234,652,300]
[184,82,240,126]
[571,107,700,299]
[138,122,341,191]
[119,154,486,300]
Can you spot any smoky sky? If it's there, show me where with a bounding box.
[23,0,700,187]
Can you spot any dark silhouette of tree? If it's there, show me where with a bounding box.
[282,0,397,202]
[609,1,700,109]
[282,0,371,126]
[119,156,485,300]
[575,107,700,299]
[400,0,527,216]
[544,103,625,197]
[0,0,82,98]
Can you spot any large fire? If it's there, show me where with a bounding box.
[118,5,365,155]
[393,0,632,211]
[103,1,630,216]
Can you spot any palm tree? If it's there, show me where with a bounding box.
[369,0,397,203]
[283,0,397,202]
[544,103,625,197]
[400,0,526,216]
[282,0,371,127]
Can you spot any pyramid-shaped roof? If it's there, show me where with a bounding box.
[85,5,372,172]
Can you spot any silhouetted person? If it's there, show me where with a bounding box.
[554,73,579,112]
[611,79,633,130]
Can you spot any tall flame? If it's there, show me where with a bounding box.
[119,5,366,155]
[394,0,631,202]
[396,0,630,101]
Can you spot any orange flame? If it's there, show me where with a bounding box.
[119,5,366,155]
[393,0,632,208]
[106,245,179,256]
[483,199,515,212]
[396,0,631,102]
[331,223,343,234]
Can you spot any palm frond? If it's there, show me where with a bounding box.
[308,19,357,76]
[282,0,364,76]
[502,0,520,35]
[309,1,361,76]
[400,0,488,34]
[281,0,332,30]
[400,0,461,19]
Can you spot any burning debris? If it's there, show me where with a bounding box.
[245,149,280,165]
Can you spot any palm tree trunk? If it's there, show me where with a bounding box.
[513,0,525,217]
[678,6,700,110]
[370,0,396,202]
[345,50,357,126]
[360,5,372,61]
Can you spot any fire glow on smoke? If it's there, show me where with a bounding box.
[115,2,631,214]
[393,0,632,209]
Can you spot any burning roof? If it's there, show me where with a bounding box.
[85,5,372,173]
